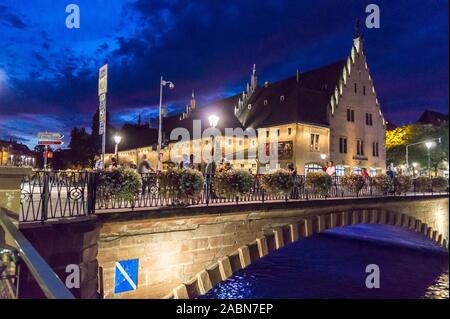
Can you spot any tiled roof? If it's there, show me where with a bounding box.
[0,139,34,155]
[416,110,449,126]
[164,59,346,138]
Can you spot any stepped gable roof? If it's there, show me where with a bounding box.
[239,60,346,128]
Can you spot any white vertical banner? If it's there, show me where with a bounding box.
[98,64,108,161]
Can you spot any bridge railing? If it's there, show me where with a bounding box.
[0,207,75,299]
[19,170,448,222]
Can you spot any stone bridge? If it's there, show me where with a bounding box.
[94,195,448,299]
[17,195,448,299]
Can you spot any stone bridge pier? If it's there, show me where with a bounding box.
[95,195,448,299]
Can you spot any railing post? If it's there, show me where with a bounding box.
[41,171,49,222]
[87,172,97,214]
[205,174,210,206]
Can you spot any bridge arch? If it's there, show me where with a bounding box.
[168,208,448,299]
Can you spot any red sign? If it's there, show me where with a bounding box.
[38,141,63,145]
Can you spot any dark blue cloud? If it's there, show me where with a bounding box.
[0,0,448,148]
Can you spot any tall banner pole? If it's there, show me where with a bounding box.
[98,64,108,167]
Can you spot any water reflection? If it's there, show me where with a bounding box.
[201,224,449,299]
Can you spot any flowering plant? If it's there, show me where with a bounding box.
[413,176,432,193]
[432,176,448,193]
[214,169,255,198]
[371,174,391,195]
[159,168,204,200]
[98,168,142,203]
[341,173,366,196]
[305,171,331,196]
[393,175,412,195]
[260,169,295,196]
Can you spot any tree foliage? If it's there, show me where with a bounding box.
[68,127,93,167]
[386,123,449,174]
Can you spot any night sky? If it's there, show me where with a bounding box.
[0,0,448,148]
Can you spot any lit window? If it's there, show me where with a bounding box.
[369,168,377,177]
[353,166,362,174]
[310,134,320,151]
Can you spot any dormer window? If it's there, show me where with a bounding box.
[280,95,285,102]
[248,104,252,110]
[264,99,268,106]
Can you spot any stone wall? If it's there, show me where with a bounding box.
[18,216,101,299]
[96,195,448,299]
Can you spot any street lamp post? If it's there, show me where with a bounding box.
[425,141,433,177]
[405,137,441,175]
[157,76,174,171]
[114,135,122,162]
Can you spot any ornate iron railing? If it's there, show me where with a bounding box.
[20,171,95,222]
[19,170,447,222]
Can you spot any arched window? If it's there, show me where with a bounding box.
[305,163,323,174]
[336,165,345,176]
[369,168,377,177]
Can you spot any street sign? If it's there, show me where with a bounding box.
[114,259,138,294]
[99,93,106,135]
[38,132,64,140]
[98,64,108,96]
[38,132,64,146]
[38,140,64,145]
[98,64,108,164]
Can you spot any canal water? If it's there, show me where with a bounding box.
[201,224,449,299]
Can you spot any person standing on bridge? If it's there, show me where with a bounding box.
[138,154,153,174]
[138,154,154,195]
[93,154,104,171]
